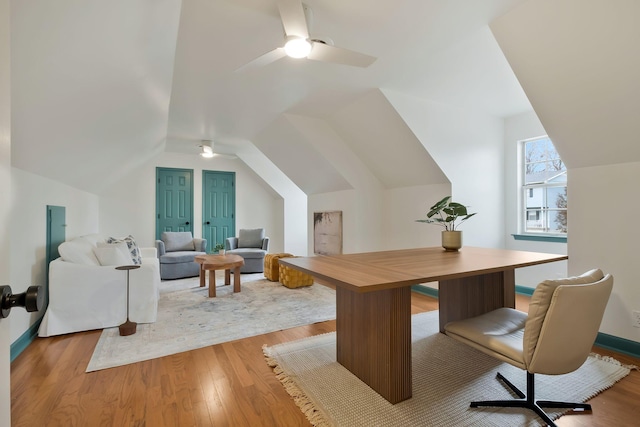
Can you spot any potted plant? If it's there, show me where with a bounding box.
[213,243,225,255]
[416,196,476,251]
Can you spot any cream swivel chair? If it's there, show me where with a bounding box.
[444,269,613,427]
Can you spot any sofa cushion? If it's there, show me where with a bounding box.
[162,232,195,252]
[159,251,206,264]
[93,242,133,266]
[58,239,100,266]
[227,248,267,259]
[238,228,265,248]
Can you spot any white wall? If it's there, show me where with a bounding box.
[99,152,284,252]
[383,89,505,249]
[570,162,640,343]
[9,168,99,343]
[293,115,385,255]
[309,190,359,254]
[385,184,451,292]
[234,141,306,255]
[383,184,452,251]
[307,90,506,258]
[291,114,452,256]
[504,111,568,286]
[309,183,453,256]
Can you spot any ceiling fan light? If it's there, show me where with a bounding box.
[284,37,311,58]
[200,145,214,158]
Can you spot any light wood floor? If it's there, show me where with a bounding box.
[11,292,640,426]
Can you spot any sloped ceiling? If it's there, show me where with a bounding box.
[491,0,640,168]
[251,115,352,195]
[11,0,182,193]
[164,0,530,194]
[328,90,449,189]
[11,0,534,194]
[167,0,531,146]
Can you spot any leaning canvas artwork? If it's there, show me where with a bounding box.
[313,211,343,255]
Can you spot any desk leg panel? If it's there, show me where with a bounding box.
[438,270,515,332]
[336,287,412,404]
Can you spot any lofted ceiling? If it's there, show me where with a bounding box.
[166,0,530,143]
[11,0,533,194]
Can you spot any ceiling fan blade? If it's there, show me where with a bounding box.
[307,42,377,68]
[235,47,286,73]
[277,0,309,38]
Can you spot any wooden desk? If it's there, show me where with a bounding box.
[279,246,567,404]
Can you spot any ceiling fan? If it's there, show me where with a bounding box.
[198,140,237,159]
[236,0,376,72]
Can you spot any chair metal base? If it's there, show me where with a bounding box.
[470,372,591,427]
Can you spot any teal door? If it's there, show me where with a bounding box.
[156,168,194,239]
[46,205,65,308]
[203,171,235,251]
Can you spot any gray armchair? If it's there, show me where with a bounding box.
[156,231,207,280]
[226,228,269,273]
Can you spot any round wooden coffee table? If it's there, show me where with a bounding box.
[194,254,244,297]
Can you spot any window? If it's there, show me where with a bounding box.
[521,136,567,235]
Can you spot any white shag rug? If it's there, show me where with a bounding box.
[264,311,633,427]
[86,273,336,372]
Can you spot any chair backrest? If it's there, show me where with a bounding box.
[523,269,613,375]
[161,231,195,252]
[237,228,265,248]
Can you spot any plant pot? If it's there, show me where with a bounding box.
[219,249,226,256]
[442,230,462,252]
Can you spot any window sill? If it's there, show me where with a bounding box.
[512,234,567,243]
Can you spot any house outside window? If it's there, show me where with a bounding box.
[521,136,567,235]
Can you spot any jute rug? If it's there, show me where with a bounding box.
[264,311,633,427]
[86,273,336,372]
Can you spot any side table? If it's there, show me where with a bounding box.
[116,264,141,336]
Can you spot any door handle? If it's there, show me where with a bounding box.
[185,221,190,225]
[0,285,44,318]
[206,221,211,225]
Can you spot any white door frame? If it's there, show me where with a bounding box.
[1,0,13,424]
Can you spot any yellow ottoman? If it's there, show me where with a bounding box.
[279,259,314,288]
[264,253,294,281]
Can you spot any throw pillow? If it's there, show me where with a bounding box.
[93,242,132,266]
[107,235,142,265]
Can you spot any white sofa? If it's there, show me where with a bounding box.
[38,234,161,337]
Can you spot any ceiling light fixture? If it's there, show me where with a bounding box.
[200,145,214,158]
[284,36,312,58]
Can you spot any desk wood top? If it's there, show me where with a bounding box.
[278,246,567,293]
